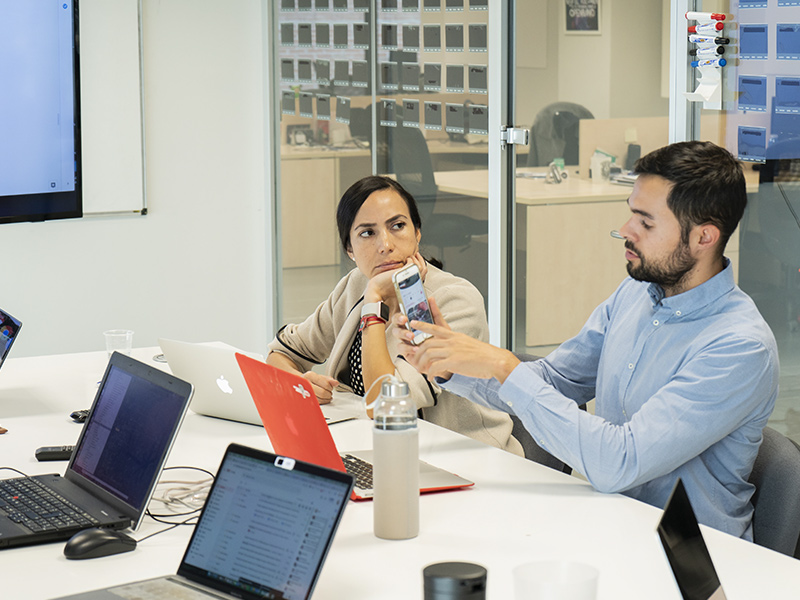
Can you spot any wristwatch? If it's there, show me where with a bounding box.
[361,301,390,322]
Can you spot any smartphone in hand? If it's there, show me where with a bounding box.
[392,263,434,345]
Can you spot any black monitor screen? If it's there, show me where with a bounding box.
[0,0,82,224]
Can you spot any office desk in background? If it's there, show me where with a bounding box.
[2,349,800,599]
[279,140,489,268]
[435,168,748,347]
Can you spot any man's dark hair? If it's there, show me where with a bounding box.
[633,141,746,254]
[336,175,422,253]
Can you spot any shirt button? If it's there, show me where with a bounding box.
[675,310,682,316]
[628,363,634,369]
[506,401,513,408]
[653,320,660,326]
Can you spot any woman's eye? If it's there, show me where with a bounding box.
[359,229,373,238]
[392,221,406,230]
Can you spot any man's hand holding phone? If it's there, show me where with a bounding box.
[393,297,521,385]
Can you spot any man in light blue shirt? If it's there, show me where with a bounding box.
[393,141,779,540]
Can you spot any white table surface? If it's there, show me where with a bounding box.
[2,348,799,599]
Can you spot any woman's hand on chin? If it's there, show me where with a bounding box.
[364,253,427,308]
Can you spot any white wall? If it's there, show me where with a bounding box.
[0,0,272,358]
[517,0,669,125]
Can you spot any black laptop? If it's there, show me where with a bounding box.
[657,478,727,600]
[0,307,22,370]
[0,352,193,548]
[53,443,355,600]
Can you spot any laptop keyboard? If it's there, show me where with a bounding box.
[341,454,373,490]
[0,477,99,533]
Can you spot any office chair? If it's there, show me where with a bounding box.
[756,137,800,332]
[510,353,572,474]
[748,426,800,558]
[377,124,487,268]
[527,102,594,167]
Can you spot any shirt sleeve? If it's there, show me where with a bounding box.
[498,336,776,494]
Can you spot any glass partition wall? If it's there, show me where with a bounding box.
[275,0,493,330]
[679,0,800,442]
[511,0,670,356]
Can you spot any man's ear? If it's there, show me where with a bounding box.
[695,223,721,251]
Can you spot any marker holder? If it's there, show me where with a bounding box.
[684,14,733,110]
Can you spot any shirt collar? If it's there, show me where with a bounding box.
[647,258,734,314]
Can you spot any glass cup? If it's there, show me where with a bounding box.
[512,561,598,600]
[104,329,134,357]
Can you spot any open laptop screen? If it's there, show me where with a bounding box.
[0,308,22,369]
[657,479,726,600]
[178,445,353,600]
[67,354,192,523]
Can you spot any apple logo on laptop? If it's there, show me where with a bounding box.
[216,375,233,395]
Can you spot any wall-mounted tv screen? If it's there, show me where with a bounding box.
[0,0,82,224]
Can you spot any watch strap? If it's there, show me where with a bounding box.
[361,301,389,322]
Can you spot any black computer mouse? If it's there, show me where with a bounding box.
[63,527,137,560]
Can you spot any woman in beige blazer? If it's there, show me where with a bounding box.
[267,176,522,455]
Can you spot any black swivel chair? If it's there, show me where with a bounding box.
[378,125,487,268]
[748,426,800,558]
[510,353,574,474]
[527,102,594,167]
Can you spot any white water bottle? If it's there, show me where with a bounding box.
[373,380,419,540]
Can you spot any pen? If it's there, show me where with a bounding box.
[0,424,7,434]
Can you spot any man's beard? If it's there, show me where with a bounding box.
[625,239,696,290]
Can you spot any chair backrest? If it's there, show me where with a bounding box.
[378,125,438,224]
[527,102,594,167]
[510,353,571,474]
[748,426,800,558]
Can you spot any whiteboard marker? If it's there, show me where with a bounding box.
[691,58,726,67]
[686,11,727,21]
[689,22,724,34]
[689,34,730,45]
[689,45,725,57]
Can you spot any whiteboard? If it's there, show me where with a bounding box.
[79,0,145,214]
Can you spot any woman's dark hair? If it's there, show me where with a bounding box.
[336,175,422,253]
[633,141,746,254]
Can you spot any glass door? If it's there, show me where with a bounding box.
[511,0,671,357]
[272,0,503,340]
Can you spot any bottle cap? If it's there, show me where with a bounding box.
[423,562,487,599]
[381,380,410,398]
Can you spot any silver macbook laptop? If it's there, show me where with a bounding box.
[53,443,354,600]
[657,478,727,600]
[158,338,361,426]
[0,353,193,548]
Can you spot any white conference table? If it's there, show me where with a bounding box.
[2,348,800,599]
